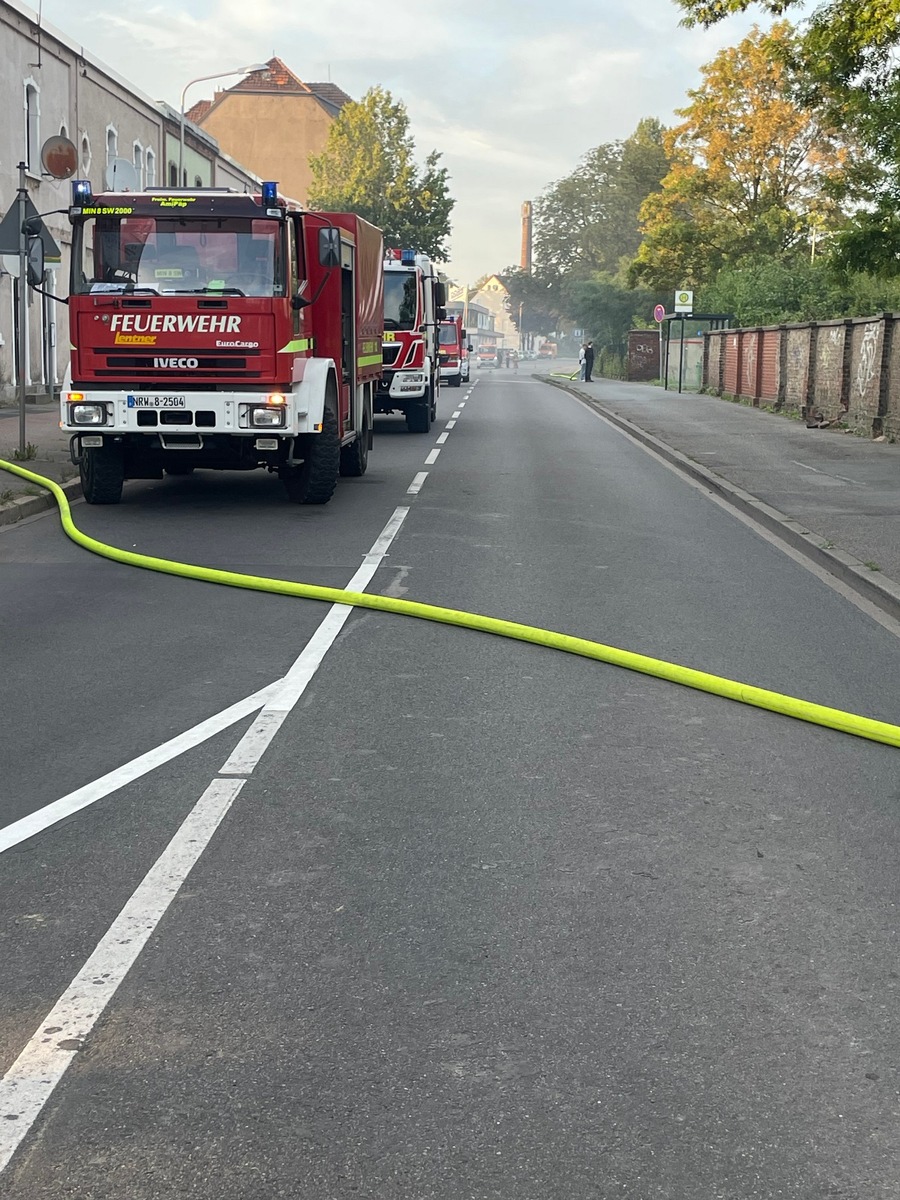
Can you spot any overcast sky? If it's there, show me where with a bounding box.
[38,0,765,285]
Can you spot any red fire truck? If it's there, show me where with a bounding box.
[58,181,383,505]
[438,314,466,388]
[377,249,446,432]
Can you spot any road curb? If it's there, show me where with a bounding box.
[541,375,900,622]
[0,477,82,528]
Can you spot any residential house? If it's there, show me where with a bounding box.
[186,59,351,204]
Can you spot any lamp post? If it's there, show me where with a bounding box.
[178,63,266,184]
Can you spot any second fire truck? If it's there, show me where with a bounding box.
[376,249,446,433]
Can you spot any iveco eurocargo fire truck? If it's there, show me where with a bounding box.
[60,180,383,505]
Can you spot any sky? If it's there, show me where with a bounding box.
[36,0,767,286]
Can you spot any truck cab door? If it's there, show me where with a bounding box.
[340,240,354,435]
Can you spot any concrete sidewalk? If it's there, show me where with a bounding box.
[540,373,900,619]
[0,404,81,526]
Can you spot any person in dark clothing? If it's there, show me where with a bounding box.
[584,341,595,382]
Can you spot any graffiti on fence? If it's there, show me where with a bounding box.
[855,322,880,401]
[743,338,757,393]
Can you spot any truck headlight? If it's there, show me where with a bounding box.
[70,403,107,425]
[251,406,286,427]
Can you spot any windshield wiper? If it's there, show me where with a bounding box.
[166,287,247,296]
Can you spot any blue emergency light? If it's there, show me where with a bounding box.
[401,248,416,265]
[261,181,278,206]
[72,180,92,204]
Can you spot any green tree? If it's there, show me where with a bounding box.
[674,0,900,268]
[307,86,454,261]
[701,256,900,325]
[533,119,672,278]
[565,275,658,353]
[631,22,855,291]
[499,267,561,339]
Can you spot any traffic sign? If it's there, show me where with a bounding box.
[654,304,666,323]
[674,288,693,313]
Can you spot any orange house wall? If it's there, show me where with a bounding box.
[200,93,335,203]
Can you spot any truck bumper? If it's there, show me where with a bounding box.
[376,371,427,401]
[60,387,313,438]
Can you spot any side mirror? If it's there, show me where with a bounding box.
[434,281,447,308]
[467,342,474,352]
[436,306,447,322]
[26,235,45,287]
[318,226,341,268]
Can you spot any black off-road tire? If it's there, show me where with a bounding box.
[80,445,125,505]
[339,414,369,477]
[283,399,340,504]
[450,374,461,388]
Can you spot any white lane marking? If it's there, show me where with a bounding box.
[220,507,409,775]
[451,412,461,420]
[0,684,276,857]
[408,472,428,495]
[0,776,245,1174]
[791,459,864,486]
[436,433,449,445]
[425,449,441,465]
[578,401,900,639]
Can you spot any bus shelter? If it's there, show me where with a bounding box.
[662,312,732,393]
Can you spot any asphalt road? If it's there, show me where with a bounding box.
[2,366,900,1198]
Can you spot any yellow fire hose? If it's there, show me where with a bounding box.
[3,458,900,749]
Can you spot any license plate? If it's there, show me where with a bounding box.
[127,394,186,408]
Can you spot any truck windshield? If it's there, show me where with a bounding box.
[439,324,459,346]
[71,216,285,297]
[383,271,418,330]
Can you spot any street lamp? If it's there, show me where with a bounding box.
[178,63,266,184]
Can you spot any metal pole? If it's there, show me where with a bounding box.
[178,84,188,185]
[658,320,663,386]
[664,321,670,391]
[677,315,685,394]
[17,162,27,458]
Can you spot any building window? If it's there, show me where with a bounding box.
[194,175,203,188]
[133,142,143,190]
[80,133,91,172]
[145,149,156,188]
[24,80,40,170]
[106,126,118,167]
[168,161,178,187]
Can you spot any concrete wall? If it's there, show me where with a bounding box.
[704,314,900,439]
[198,93,334,204]
[626,329,661,382]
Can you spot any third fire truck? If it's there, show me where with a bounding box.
[438,313,467,389]
[376,249,446,433]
